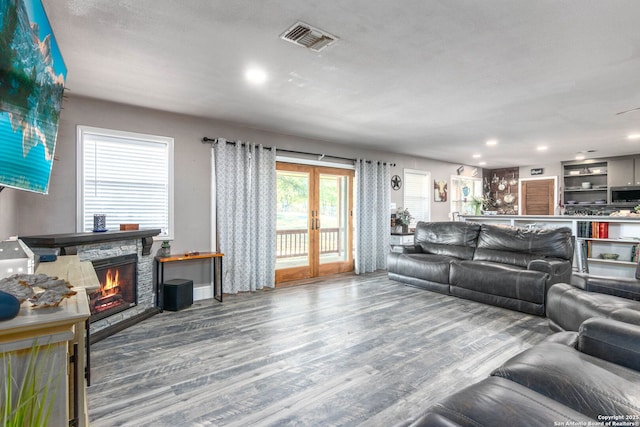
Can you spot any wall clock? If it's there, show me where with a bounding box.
[391,175,402,190]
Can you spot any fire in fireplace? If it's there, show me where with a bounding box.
[90,254,138,322]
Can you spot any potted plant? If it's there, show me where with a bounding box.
[395,208,414,233]
[469,196,486,215]
[1,342,60,427]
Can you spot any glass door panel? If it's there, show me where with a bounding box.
[276,167,312,282]
[319,174,349,264]
[276,164,354,284]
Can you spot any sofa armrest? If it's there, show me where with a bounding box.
[575,274,640,301]
[528,258,572,284]
[391,245,422,254]
[578,318,640,372]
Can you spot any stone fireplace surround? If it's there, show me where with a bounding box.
[20,229,161,342]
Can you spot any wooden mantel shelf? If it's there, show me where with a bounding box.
[19,229,161,255]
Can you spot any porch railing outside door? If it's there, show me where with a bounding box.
[276,228,340,258]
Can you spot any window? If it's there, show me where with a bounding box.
[77,126,174,238]
[403,169,431,226]
[450,176,482,216]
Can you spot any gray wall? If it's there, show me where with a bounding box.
[11,94,479,241]
[0,188,19,240]
[519,163,562,182]
[4,95,480,291]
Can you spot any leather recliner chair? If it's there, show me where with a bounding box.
[546,263,640,331]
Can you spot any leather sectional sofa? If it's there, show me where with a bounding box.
[387,221,574,315]
[401,317,640,426]
[547,270,640,331]
[389,221,640,426]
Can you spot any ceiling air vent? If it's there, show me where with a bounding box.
[280,21,338,52]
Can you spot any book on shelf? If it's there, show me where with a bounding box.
[632,244,640,263]
[577,221,608,239]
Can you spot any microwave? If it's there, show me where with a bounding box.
[610,186,640,204]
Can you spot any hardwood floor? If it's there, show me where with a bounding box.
[87,272,551,426]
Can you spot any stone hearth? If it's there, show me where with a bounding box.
[20,229,160,341]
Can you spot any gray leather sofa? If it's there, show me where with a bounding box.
[401,317,640,426]
[547,268,640,331]
[387,221,574,315]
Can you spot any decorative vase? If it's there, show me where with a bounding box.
[93,213,107,231]
[475,205,482,215]
[157,240,171,257]
[0,290,20,321]
[402,224,409,233]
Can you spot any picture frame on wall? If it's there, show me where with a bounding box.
[0,0,67,194]
[434,180,447,202]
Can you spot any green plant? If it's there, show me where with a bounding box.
[1,342,60,427]
[469,196,486,213]
[395,208,413,225]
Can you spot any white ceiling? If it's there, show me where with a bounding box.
[42,0,640,168]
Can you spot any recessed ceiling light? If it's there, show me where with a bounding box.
[628,134,640,140]
[478,161,486,166]
[536,146,548,151]
[245,67,267,85]
[486,139,498,146]
[472,154,482,158]
[575,154,586,160]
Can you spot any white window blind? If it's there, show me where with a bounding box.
[77,126,174,238]
[403,169,431,225]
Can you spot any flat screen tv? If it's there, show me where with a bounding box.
[0,0,66,194]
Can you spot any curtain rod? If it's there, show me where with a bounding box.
[201,137,396,167]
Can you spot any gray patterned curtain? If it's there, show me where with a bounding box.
[354,159,391,274]
[214,140,276,293]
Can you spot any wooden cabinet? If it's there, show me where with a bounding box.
[0,289,90,427]
[562,161,608,208]
[608,157,636,187]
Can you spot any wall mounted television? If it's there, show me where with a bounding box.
[0,0,66,194]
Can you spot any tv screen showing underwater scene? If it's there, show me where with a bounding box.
[0,0,66,194]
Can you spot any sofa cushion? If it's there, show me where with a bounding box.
[491,342,640,419]
[414,221,481,260]
[473,224,573,267]
[450,260,548,304]
[388,253,456,284]
[546,282,640,332]
[407,376,593,427]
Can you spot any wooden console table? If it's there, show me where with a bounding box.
[155,252,224,309]
[0,289,90,427]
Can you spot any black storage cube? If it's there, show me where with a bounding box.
[163,278,193,311]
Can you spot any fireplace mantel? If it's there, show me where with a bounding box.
[20,229,161,255]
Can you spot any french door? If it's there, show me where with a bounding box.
[275,163,354,284]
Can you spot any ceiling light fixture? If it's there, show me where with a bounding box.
[537,146,548,151]
[575,154,586,160]
[472,154,482,158]
[628,134,640,140]
[486,139,498,146]
[245,68,268,85]
[478,161,486,166]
